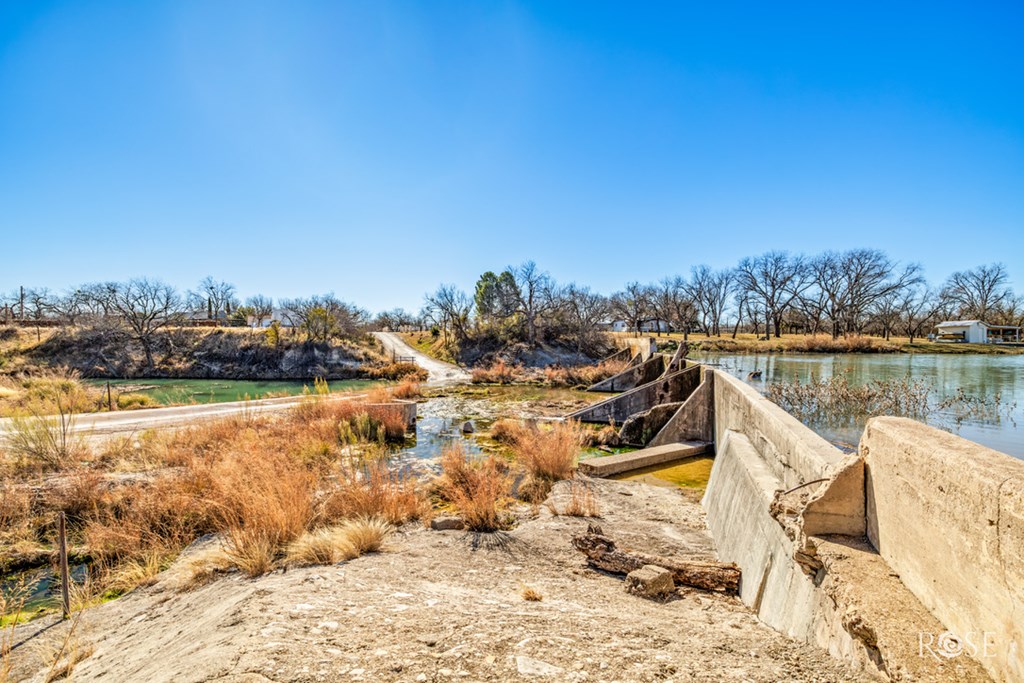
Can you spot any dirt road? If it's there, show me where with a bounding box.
[374,331,471,386]
[0,394,353,440]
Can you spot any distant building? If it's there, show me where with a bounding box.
[597,319,672,333]
[934,320,1021,344]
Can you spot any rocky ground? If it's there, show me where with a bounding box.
[7,478,864,683]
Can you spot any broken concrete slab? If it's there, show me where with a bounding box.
[617,401,684,446]
[625,565,675,599]
[579,441,711,478]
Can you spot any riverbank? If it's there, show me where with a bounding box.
[0,326,428,382]
[5,476,861,682]
[646,332,1024,355]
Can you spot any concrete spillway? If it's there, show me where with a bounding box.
[567,360,1021,681]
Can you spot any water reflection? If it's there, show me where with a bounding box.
[701,353,1024,458]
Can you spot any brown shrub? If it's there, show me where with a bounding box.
[471,361,517,384]
[544,359,628,387]
[324,462,429,525]
[368,362,428,382]
[489,418,524,445]
[509,420,585,501]
[391,379,421,400]
[437,442,513,532]
[53,469,105,523]
[0,483,32,548]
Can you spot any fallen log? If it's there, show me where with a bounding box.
[572,524,740,594]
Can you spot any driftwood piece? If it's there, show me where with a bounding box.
[572,524,740,594]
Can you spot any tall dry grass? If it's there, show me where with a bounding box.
[544,358,629,387]
[498,420,585,502]
[324,462,430,525]
[437,442,513,532]
[471,360,518,385]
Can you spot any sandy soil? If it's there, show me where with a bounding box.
[8,478,863,682]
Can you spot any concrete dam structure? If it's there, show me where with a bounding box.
[571,361,1023,682]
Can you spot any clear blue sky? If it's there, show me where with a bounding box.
[2,1,1022,312]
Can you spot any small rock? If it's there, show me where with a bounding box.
[625,564,675,599]
[461,421,475,434]
[430,516,466,531]
[516,656,563,676]
[417,634,441,647]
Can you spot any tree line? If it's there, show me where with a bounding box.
[1,277,370,368]
[4,251,1021,364]
[410,251,1021,352]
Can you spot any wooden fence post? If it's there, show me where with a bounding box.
[58,511,71,620]
[107,381,114,411]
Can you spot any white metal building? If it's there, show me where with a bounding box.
[934,320,1021,344]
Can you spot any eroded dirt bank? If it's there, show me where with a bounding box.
[8,478,863,682]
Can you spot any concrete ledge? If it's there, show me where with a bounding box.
[863,417,1024,683]
[579,442,710,477]
[713,370,842,488]
[365,400,417,430]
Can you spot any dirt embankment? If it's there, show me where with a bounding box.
[400,332,613,369]
[8,327,387,380]
[8,478,863,682]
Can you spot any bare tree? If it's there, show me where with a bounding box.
[101,279,184,369]
[280,295,367,342]
[689,266,733,336]
[898,286,940,343]
[506,261,557,347]
[189,276,238,322]
[941,263,1013,320]
[610,282,654,336]
[811,249,922,337]
[650,277,696,339]
[423,284,473,349]
[558,284,609,355]
[48,288,93,327]
[735,251,811,338]
[244,295,274,326]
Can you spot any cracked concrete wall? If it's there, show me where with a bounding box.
[863,417,1024,683]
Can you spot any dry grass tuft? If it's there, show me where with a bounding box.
[286,518,390,567]
[437,442,513,532]
[561,480,601,518]
[502,420,585,502]
[209,450,317,577]
[520,585,543,602]
[338,517,391,554]
[286,526,358,567]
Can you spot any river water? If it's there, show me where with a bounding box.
[700,353,1023,458]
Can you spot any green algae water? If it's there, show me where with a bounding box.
[611,456,715,489]
[86,378,382,405]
